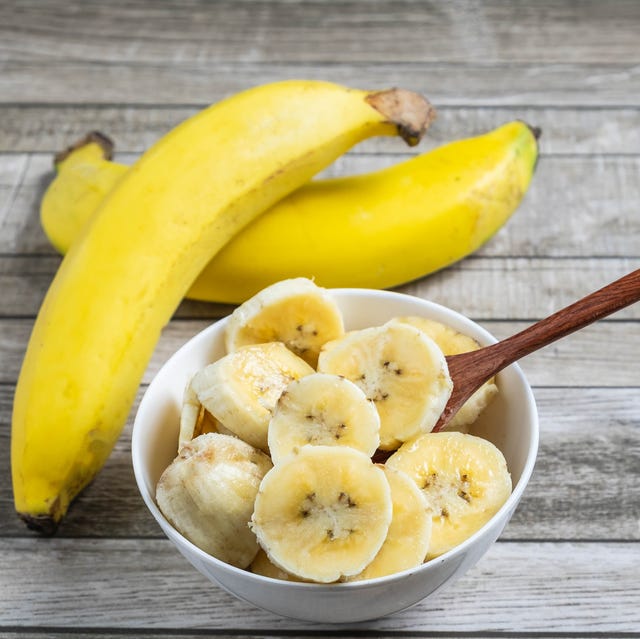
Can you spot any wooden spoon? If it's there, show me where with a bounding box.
[433,269,640,432]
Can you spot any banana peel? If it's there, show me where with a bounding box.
[41,122,540,304]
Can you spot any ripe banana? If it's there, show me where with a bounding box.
[347,465,432,581]
[156,433,273,568]
[40,131,124,254]
[13,80,433,532]
[225,277,345,367]
[249,548,306,582]
[251,445,393,583]
[391,316,499,432]
[267,372,381,464]
[41,121,538,304]
[386,431,512,558]
[317,321,453,450]
[190,341,314,452]
[178,376,233,451]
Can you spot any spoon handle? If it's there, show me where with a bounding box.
[434,268,640,431]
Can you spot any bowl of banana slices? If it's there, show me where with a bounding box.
[132,278,538,623]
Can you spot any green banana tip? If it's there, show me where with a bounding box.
[54,130,115,168]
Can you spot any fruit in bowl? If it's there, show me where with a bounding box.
[132,279,538,622]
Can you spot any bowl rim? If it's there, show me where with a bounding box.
[132,287,539,589]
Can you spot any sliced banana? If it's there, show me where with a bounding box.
[317,321,453,450]
[224,277,345,367]
[190,342,314,452]
[156,433,273,569]
[251,445,392,583]
[267,372,380,465]
[392,316,498,431]
[178,378,234,451]
[347,465,432,581]
[386,432,512,559]
[249,548,306,582]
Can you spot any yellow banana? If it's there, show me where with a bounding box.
[41,131,125,254]
[42,122,538,304]
[13,80,433,533]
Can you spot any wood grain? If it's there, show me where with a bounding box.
[5,257,640,322]
[0,538,637,632]
[2,106,640,154]
[3,61,640,106]
[2,0,639,65]
[2,0,639,635]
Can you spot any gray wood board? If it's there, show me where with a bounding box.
[2,0,639,65]
[0,538,637,632]
[1,106,639,154]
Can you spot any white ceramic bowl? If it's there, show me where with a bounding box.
[132,288,538,623]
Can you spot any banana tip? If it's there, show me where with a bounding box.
[528,124,542,140]
[54,131,115,167]
[17,512,59,536]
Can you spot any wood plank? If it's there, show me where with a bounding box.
[2,153,640,256]
[2,106,640,154]
[2,0,639,65]
[0,538,637,632]
[3,265,639,387]
[3,61,640,107]
[4,256,639,323]
[1,383,638,540]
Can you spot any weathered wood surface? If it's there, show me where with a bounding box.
[3,106,640,154]
[1,0,639,636]
[0,539,638,632]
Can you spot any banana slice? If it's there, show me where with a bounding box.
[249,549,306,582]
[392,316,498,431]
[251,445,392,583]
[178,378,234,451]
[317,321,453,450]
[156,433,273,569]
[347,465,432,581]
[224,277,345,367]
[190,342,314,452]
[267,372,380,464]
[386,431,512,558]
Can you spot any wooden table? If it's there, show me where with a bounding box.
[1,1,639,636]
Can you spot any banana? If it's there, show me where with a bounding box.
[41,121,537,304]
[267,372,380,465]
[178,376,234,451]
[40,132,126,254]
[347,465,432,581]
[386,432,512,559]
[250,445,392,583]
[391,316,498,431]
[190,342,314,452]
[317,321,453,450]
[155,433,272,569]
[250,466,431,583]
[249,549,306,582]
[14,80,433,532]
[225,277,344,367]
